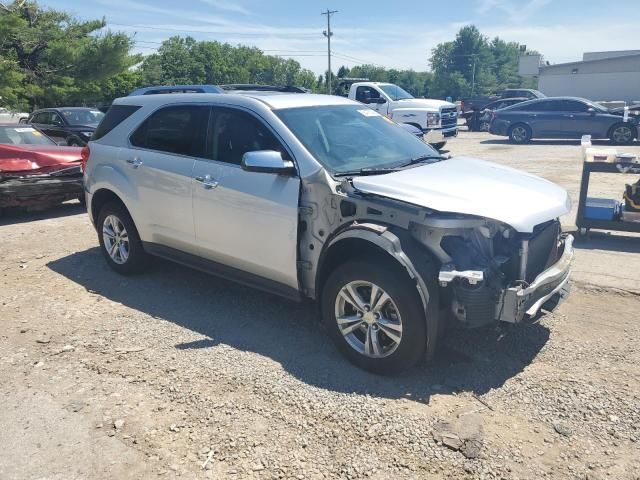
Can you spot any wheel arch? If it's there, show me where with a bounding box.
[607,121,638,141]
[315,224,440,355]
[508,122,532,137]
[90,188,130,226]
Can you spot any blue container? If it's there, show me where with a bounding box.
[584,197,621,221]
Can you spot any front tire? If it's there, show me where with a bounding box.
[508,124,531,144]
[609,123,636,145]
[321,259,431,374]
[97,202,147,274]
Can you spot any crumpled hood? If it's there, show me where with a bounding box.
[392,98,456,111]
[0,144,82,174]
[351,156,572,233]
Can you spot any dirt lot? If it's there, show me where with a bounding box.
[1,132,639,480]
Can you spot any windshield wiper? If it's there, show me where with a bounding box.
[334,166,401,177]
[401,154,446,167]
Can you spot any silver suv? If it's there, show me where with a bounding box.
[84,91,574,373]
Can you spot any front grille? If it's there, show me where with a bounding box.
[440,107,458,128]
[526,220,561,283]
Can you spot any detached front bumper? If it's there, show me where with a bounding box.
[424,126,458,144]
[497,234,574,322]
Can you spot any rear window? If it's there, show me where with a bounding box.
[92,105,141,141]
[129,105,209,157]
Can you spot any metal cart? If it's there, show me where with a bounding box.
[576,161,640,236]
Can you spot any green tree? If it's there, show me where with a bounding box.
[429,25,537,99]
[0,0,139,109]
[139,36,318,91]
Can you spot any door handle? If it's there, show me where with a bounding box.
[126,157,143,168]
[563,114,575,118]
[195,174,219,189]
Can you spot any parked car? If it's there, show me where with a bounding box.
[27,107,105,146]
[464,97,528,131]
[489,97,640,144]
[84,92,573,374]
[0,107,29,124]
[461,89,546,116]
[0,124,84,208]
[346,82,458,150]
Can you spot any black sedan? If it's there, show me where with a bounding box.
[26,107,105,146]
[488,97,639,145]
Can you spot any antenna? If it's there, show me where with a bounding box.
[321,9,338,95]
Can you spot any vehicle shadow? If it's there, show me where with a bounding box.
[47,248,550,403]
[0,201,85,226]
[573,230,640,253]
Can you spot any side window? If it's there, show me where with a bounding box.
[528,101,553,112]
[130,105,209,156]
[93,105,141,141]
[51,113,64,126]
[32,112,49,124]
[561,100,589,113]
[210,108,284,166]
[355,86,380,103]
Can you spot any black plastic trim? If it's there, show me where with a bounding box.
[142,242,302,302]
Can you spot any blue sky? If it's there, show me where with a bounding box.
[41,0,638,74]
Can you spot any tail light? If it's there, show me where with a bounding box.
[80,145,90,172]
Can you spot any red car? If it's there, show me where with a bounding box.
[0,124,84,209]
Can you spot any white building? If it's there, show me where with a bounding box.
[519,50,640,104]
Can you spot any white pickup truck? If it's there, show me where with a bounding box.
[347,82,458,149]
[0,107,29,124]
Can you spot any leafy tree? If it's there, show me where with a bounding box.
[139,36,317,91]
[429,25,538,99]
[0,0,139,109]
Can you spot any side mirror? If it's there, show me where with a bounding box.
[587,107,596,115]
[241,150,296,175]
[371,97,386,104]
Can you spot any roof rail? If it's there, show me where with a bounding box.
[219,84,309,93]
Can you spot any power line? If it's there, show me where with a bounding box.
[109,22,320,38]
[321,9,337,94]
[332,50,382,67]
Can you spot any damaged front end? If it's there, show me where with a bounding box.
[0,165,84,208]
[412,216,573,327]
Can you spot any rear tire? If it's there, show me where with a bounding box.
[321,259,432,374]
[508,124,531,144]
[97,202,147,274]
[609,123,636,145]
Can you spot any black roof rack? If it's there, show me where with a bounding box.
[219,84,309,93]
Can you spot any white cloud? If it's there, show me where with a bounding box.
[476,0,552,22]
[196,0,252,16]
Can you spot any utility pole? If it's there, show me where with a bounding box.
[322,9,337,95]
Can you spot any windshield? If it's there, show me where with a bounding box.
[379,84,414,101]
[0,126,55,145]
[276,105,440,175]
[60,108,105,126]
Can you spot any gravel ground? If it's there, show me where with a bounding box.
[1,131,639,480]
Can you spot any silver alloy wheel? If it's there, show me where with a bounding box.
[511,126,528,142]
[334,280,403,358]
[612,125,633,143]
[102,214,130,265]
